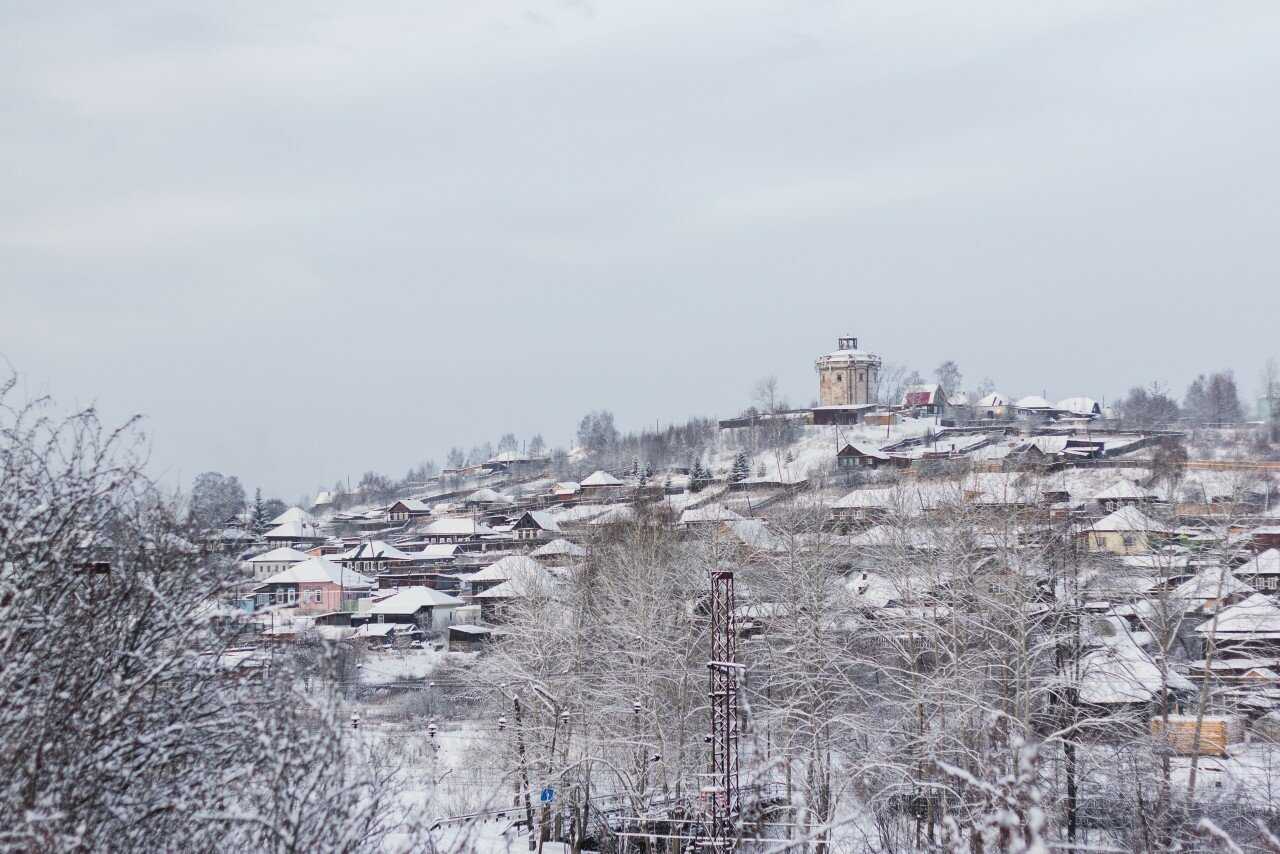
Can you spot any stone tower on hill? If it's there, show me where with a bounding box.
[815,336,881,406]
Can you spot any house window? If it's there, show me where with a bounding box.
[1122,535,1136,547]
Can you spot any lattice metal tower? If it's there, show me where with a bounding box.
[703,568,741,849]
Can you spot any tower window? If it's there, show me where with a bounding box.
[835,374,842,382]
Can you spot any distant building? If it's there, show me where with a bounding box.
[901,384,946,417]
[815,336,881,407]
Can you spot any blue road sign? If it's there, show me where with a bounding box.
[539,787,555,803]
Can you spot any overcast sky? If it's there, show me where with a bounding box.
[3,0,1279,499]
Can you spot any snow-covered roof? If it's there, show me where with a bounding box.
[518,510,561,532]
[815,346,881,367]
[263,519,324,540]
[832,489,898,510]
[587,505,637,525]
[1057,397,1101,416]
[680,504,744,524]
[338,540,414,561]
[947,393,971,407]
[1020,436,1069,455]
[723,519,784,552]
[353,623,399,638]
[1238,549,1280,578]
[1014,395,1052,410]
[258,557,374,588]
[846,571,901,609]
[551,504,612,524]
[466,487,513,504]
[406,543,459,560]
[369,587,462,614]
[390,498,432,512]
[1169,566,1255,607]
[1093,479,1155,502]
[902,384,943,407]
[247,546,311,564]
[838,443,890,461]
[468,555,546,584]
[530,538,587,558]
[312,491,334,507]
[472,568,558,599]
[1077,640,1193,705]
[581,470,624,487]
[1196,593,1280,637]
[976,392,1008,407]
[552,481,581,494]
[422,518,495,537]
[270,506,315,526]
[1090,506,1169,533]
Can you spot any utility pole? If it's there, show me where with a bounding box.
[512,694,536,850]
[704,568,741,850]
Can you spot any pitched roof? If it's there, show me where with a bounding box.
[422,518,495,536]
[1169,566,1255,606]
[838,443,890,460]
[1057,397,1101,416]
[552,481,581,494]
[976,392,1008,407]
[581,470,624,487]
[338,540,414,561]
[1077,641,1193,704]
[679,504,744,524]
[530,538,587,558]
[1014,395,1052,410]
[264,519,325,539]
[390,498,432,513]
[466,487,513,504]
[723,519,784,552]
[270,506,315,526]
[517,510,561,532]
[902,384,943,407]
[1090,506,1168,533]
[1196,593,1280,636]
[587,505,637,525]
[468,555,546,583]
[258,557,374,588]
[247,546,311,564]
[832,489,898,509]
[1238,549,1280,578]
[1093,479,1155,502]
[369,587,463,614]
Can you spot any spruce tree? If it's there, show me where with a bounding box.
[250,488,269,533]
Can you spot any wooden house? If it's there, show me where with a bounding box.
[1236,549,1280,593]
[579,470,625,497]
[511,510,561,543]
[836,443,892,470]
[253,558,374,613]
[1078,507,1171,555]
[387,499,432,524]
[335,540,415,575]
[358,587,463,633]
[901,384,947,418]
[245,546,310,582]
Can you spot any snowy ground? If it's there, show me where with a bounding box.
[358,646,447,686]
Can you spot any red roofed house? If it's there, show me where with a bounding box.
[901,384,946,417]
